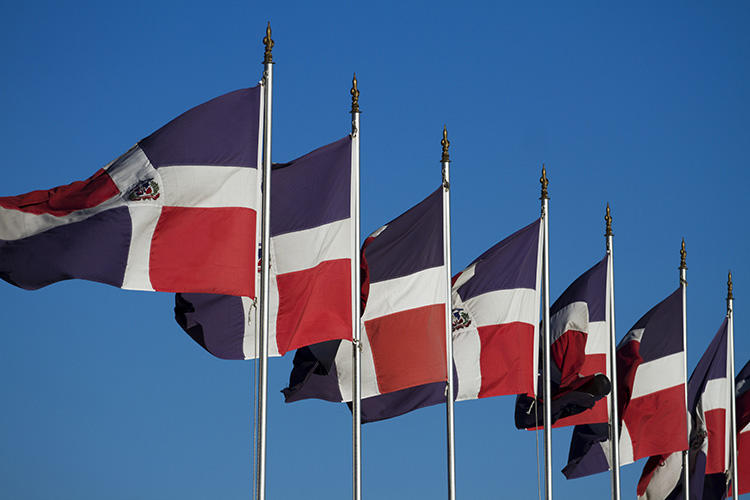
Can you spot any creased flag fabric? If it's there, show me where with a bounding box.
[175,136,354,359]
[735,359,750,496]
[283,187,448,407]
[637,318,731,499]
[516,255,612,429]
[284,217,542,423]
[0,87,263,297]
[563,288,687,479]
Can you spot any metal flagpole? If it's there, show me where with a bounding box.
[350,74,362,500]
[679,239,689,500]
[441,126,456,500]
[256,22,274,500]
[727,271,739,499]
[605,204,621,500]
[540,165,552,500]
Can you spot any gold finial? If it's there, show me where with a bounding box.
[728,271,734,302]
[350,73,360,114]
[605,203,613,237]
[263,22,274,65]
[679,238,687,271]
[441,125,450,163]
[539,164,549,200]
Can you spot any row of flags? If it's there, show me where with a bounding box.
[0,28,746,499]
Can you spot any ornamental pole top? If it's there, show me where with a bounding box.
[263,22,274,65]
[728,270,734,302]
[540,164,549,201]
[441,125,450,163]
[679,238,687,271]
[351,73,360,114]
[605,203,613,237]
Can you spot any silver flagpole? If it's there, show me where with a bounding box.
[350,74,362,500]
[605,204,621,500]
[727,271,739,499]
[441,126,456,500]
[540,166,552,500]
[679,239,689,500]
[256,22,274,500]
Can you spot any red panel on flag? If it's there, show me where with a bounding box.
[366,304,446,395]
[477,322,535,398]
[738,430,750,495]
[552,353,609,428]
[704,408,727,474]
[0,168,119,216]
[275,259,352,355]
[624,384,688,461]
[150,206,256,296]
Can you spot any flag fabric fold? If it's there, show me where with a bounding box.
[637,318,732,499]
[175,136,355,359]
[515,255,612,429]
[283,187,449,412]
[0,87,263,297]
[563,288,687,479]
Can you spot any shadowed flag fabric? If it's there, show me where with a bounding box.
[284,217,542,423]
[516,255,612,429]
[175,136,354,359]
[283,187,448,410]
[563,288,687,479]
[637,318,732,499]
[0,87,263,297]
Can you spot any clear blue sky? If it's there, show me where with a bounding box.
[1,2,748,499]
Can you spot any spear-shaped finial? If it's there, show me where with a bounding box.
[605,203,613,237]
[539,164,549,200]
[679,238,687,271]
[263,22,274,64]
[441,125,450,163]
[351,73,360,114]
[728,270,734,302]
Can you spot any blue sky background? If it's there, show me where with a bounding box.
[1,2,748,499]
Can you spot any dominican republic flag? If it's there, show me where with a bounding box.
[637,318,732,499]
[563,288,687,479]
[0,87,263,297]
[175,136,355,359]
[734,359,750,496]
[283,187,449,410]
[284,217,542,423]
[516,255,612,429]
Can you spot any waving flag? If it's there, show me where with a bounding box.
[0,87,263,297]
[516,255,611,429]
[735,359,750,495]
[637,318,731,499]
[284,217,543,423]
[563,288,687,479]
[451,218,543,400]
[284,187,448,408]
[176,136,355,359]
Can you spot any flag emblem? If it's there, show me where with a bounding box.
[452,308,471,330]
[127,179,160,202]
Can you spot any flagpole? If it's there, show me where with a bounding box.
[540,165,553,500]
[256,22,274,500]
[441,126,456,500]
[605,204,621,500]
[679,239,689,500]
[727,271,739,499]
[350,74,362,500]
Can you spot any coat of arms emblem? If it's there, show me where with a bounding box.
[451,307,471,330]
[127,179,160,201]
